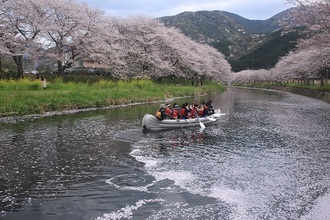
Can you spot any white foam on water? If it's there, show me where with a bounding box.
[301,192,330,220]
[105,173,155,192]
[152,170,196,189]
[129,141,268,219]
[129,149,158,168]
[95,199,164,220]
[209,184,244,204]
[137,156,159,169]
[105,178,151,192]
[209,183,250,219]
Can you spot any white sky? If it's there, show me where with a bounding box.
[80,0,294,20]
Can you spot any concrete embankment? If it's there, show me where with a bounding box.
[270,86,330,104]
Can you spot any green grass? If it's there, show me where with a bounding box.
[237,81,330,91]
[0,78,225,116]
[286,82,330,90]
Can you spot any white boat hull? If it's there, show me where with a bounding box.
[142,110,222,131]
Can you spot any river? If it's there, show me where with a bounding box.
[0,87,329,220]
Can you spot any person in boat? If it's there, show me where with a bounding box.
[165,104,172,116]
[197,101,206,117]
[190,102,198,118]
[184,102,192,118]
[180,104,188,119]
[172,104,179,119]
[202,101,209,116]
[155,104,173,120]
[205,99,214,115]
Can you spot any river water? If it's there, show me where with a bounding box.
[0,87,329,220]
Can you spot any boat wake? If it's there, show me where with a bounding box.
[95,199,165,220]
[105,174,153,192]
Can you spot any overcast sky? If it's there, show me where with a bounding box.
[80,0,294,20]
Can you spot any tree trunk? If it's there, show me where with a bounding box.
[0,56,2,74]
[320,68,324,87]
[57,60,64,76]
[13,55,23,78]
[320,77,324,87]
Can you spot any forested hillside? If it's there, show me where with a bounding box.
[160,9,302,72]
[230,30,301,72]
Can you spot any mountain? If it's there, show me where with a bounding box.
[230,30,301,72]
[159,9,301,72]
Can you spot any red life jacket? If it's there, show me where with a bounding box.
[191,106,197,118]
[172,109,178,119]
[165,107,172,115]
[180,108,186,118]
[197,106,204,115]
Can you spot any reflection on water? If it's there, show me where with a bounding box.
[1,87,330,220]
[129,88,330,220]
[0,107,145,218]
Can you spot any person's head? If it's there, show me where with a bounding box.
[174,105,179,110]
[160,104,165,109]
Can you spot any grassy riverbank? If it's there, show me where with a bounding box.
[237,82,330,103]
[244,82,330,91]
[0,78,225,117]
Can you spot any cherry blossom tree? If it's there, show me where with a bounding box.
[283,0,330,85]
[109,16,176,79]
[109,16,231,82]
[230,69,270,85]
[0,0,113,76]
[273,46,329,85]
[37,0,112,75]
[156,25,231,83]
[0,0,232,82]
[0,0,9,72]
[0,0,50,77]
[286,0,329,35]
[234,0,330,86]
